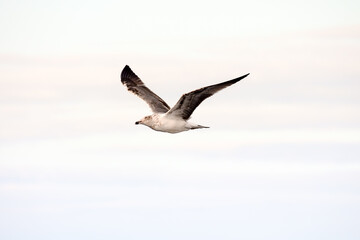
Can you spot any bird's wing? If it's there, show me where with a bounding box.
[121,65,170,113]
[166,73,249,120]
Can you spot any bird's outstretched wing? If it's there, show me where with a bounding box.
[121,65,170,113]
[167,73,249,120]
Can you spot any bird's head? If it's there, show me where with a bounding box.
[135,115,153,127]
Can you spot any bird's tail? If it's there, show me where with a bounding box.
[190,124,209,130]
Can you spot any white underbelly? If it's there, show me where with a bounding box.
[155,117,189,133]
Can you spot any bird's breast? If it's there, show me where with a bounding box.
[154,116,188,133]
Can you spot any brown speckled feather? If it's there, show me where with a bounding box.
[121,65,170,113]
[167,73,249,120]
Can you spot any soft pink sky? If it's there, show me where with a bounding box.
[1,0,360,239]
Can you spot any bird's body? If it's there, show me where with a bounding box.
[137,113,208,133]
[120,65,249,134]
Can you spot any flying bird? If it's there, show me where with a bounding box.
[120,65,249,133]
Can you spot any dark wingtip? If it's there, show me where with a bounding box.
[121,65,140,83]
[121,65,129,76]
[122,65,131,75]
[239,73,250,80]
[228,73,250,84]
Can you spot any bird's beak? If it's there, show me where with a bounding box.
[135,121,140,125]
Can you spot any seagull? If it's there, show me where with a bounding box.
[120,65,249,133]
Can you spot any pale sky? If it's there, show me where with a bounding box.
[1,0,360,239]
